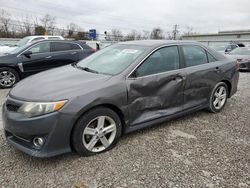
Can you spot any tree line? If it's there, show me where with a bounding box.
[0,9,195,41]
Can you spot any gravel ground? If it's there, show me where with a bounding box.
[0,73,249,188]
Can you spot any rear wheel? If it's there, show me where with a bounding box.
[71,107,122,156]
[0,67,20,89]
[207,82,228,113]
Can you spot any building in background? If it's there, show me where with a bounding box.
[182,30,250,46]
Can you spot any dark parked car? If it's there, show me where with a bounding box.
[0,40,95,88]
[226,47,250,71]
[3,40,239,157]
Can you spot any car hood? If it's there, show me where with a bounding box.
[0,53,17,61]
[10,65,112,101]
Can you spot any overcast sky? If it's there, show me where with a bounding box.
[1,0,250,35]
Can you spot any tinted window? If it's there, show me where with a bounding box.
[53,42,74,52]
[29,42,50,54]
[183,45,208,67]
[80,43,92,50]
[71,43,81,50]
[136,46,180,77]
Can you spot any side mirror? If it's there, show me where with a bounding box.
[225,48,231,53]
[22,50,32,58]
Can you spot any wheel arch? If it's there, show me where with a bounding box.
[221,79,232,98]
[69,103,126,150]
[0,65,21,77]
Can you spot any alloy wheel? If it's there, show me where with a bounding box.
[82,116,117,152]
[213,85,227,110]
[0,71,16,87]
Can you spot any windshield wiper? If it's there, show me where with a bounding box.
[74,65,99,74]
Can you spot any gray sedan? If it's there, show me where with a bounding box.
[2,40,239,157]
[227,47,250,71]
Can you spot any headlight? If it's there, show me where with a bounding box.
[18,100,67,118]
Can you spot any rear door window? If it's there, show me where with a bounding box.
[182,45,208,67]
[52,42,76,52]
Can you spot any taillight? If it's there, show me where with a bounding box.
[91,48,96,53]
[235,60,240,70]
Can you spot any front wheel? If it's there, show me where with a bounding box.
[0,67,20,89]
[71,107,122,156]
[207,82,228,113]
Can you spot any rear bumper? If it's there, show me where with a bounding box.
[229,70,239,98]
[239,61,250,71]
[2,97,75,158]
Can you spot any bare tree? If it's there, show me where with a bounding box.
[0,9,11,37]
[150,27,165,39]
[142,30,150,40]
[20,15,32,36]
[124,30,143,41]
[110,28,123,41]
[40,14,56,34]
[67,22,80,37]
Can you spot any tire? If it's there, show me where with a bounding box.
[0,67,20,89]
[71,107,122,156]
[207,82,228,113]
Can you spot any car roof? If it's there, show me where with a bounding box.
[119,40,203,47]
[31,39,85,44]
[28,35,64,39]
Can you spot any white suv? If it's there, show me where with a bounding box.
[0,36,64,54]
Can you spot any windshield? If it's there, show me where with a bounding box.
[230,47,250,55]
[77,44,147,75]
[9,43,30,54]
[16,36,31,47]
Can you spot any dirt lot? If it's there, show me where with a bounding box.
[0,73,249,188]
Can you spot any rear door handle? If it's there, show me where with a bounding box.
[71,52,77,55]
[173,74,186,81]
[45,56,52,59]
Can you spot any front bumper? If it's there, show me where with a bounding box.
[2,97,74,158]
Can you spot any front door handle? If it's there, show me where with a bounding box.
[45,56,52,59]
[71,52,77,55]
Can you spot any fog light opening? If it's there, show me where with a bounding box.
[33,137,44,148]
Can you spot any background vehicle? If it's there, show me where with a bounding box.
[226,47,250,71]
[211,43,245,53]
[3,40,239,157]
[0,40,94,88]
[0,36,64,54]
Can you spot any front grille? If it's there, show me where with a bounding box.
[6,104,20,112]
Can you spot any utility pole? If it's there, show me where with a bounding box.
[173,24,179,40]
